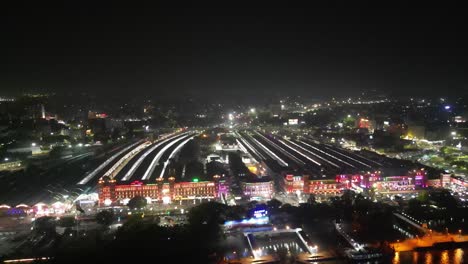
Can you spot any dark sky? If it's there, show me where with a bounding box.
[1,3,468,100]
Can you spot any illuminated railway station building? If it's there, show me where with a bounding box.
[98,175,227,206]
[240,176,274,200]
[283,169,430,195]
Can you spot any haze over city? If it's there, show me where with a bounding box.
[2,3,468,99]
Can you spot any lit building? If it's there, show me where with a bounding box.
[283,169,429,195]
[406,124,426,139]
[0,160,22,171]
[284,174,344,195]
[283,173,305,193]
[441,174,452,187]
[219,135,239,151]
[98,175,227,206]
[307,179,345,195]
[454,115,467,123]
[356,118,376,132]
[450,176,468,188]
[335,172,382,189]
[370,169,427,192]
[241,176,274,200]
[372,176,416,192]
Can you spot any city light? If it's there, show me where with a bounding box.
[162,196,171,204]
[104,199,112,206]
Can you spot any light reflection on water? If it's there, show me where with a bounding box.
[391,248,465,264]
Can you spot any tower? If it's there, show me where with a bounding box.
[156,177,164,201]
[168,177,176,200]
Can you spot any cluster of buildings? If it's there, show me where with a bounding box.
[97,165,455,206]
[96,145,462,206]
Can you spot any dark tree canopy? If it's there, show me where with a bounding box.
[96,210,114,226]
[127,195,147,209]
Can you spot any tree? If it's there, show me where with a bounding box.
[267,198,282,209]
[96,210,114,226]
[430,189,458,209]
[368,187,377,201]
[417,190,429,203]
[127,196,147,210]
[58,216,76,228]
[187,202,227,248]
[34,216,56,234]
[307,194,316,204]
[341,189,355,208]
[407,198,423,215]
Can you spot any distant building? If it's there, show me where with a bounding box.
[206,153,225,163]
[7,145,42,155]
[454,115,467,123]
[356,118,376,133]
[0,160,22,171]
[269,104,282,117]
[88,111,108,119]
[218,135,238,151]
[406,124,426,139]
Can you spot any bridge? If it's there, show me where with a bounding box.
[393,212,427,234]
[334,221,364,251]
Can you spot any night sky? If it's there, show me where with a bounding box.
[1,3,467,100]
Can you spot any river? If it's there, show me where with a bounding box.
[392,248,465,264]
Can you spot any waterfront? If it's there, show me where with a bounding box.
[392,248,465,264]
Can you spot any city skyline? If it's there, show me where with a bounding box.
[1,3,468,263]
